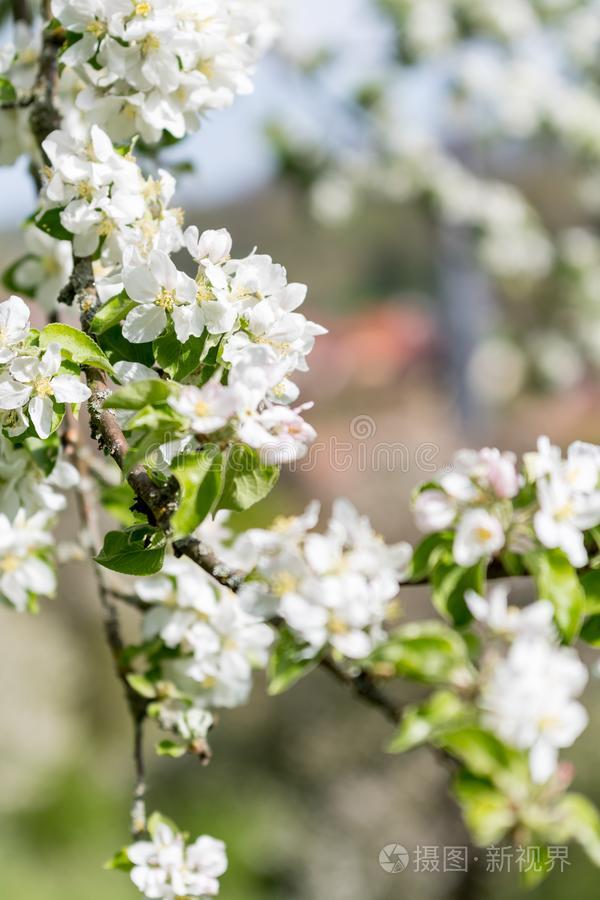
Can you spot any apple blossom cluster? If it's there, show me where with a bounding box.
[308,115,554,285]
[32,120,323,461]
[275,0,600,394]
[51,0,279,144]
[412,437,600,569]
[209,499,413,659]
[105,224,324,465]
[38,125,184,268]
[0,295,83,611]
[0,295,90,439]
[391,0,593,57]
[123,223,325,361]
[134,555,273,709]
[125,818,227,900]
[468,584,589,784]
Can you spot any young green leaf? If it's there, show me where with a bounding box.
[267,628,320,695]
[0,76,16,103]
[452,770,518,846]
[171,449,224,537]
[156,740,187,758]
[430,558,485,626]
[103,379,172,411]
[217,444,279,512]
[35,208,73,242]
[126,673,158,699]
[154,327,206,382]
[90,293,136,335]
[95,525,166,576]
[368,621,475,685]
[524,549,585,643]
[387,690,472,753]
[40,323,114,374]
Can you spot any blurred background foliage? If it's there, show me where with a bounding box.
[1,0,600,898]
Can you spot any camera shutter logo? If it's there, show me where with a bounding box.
[379,844,409,874]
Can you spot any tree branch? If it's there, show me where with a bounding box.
[62,410,148,837]
[11,0,31,24]
[320,656,402,725]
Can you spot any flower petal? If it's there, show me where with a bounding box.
[123,305,168,343]
[29,395,54,439]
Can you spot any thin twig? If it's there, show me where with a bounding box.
[62,409,148,836]
[321,656,402,725]
[11,0,31,24]
[132,715,147,838]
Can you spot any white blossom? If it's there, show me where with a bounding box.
[127,822,227,900]
[0,295,30,364]
[0,509,56,611]
[465,584,555,639]
[0,343,91,439]
[237,499,412,659]
[453,509,505,568]
[481,636,589,783]
[123,249,197,343]
[136,556,273,709]
[52,0,280,144]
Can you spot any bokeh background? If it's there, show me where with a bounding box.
[1,1,600,898]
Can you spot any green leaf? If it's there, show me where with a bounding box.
[582,570,600,616]
[35,208,73,241]
[436,727,526,780]
[40,323,114,374]
[2,254,39,296]
[267,628,320,695]
[452,770,517,846]
[126,673,158,699]
[104,379,172,411]
[581,615,600,646]
[154,327,207,382]
[171,449,224,538]
[409,532,452,582]
[217,444,279,512]
[387,690,472,753]
[0,76,16,103]
[430,558,485,626]
[525,549,585,643]
[104,848,133,872]
[122,410,184,473]
[555,793,600,866]
[368,621,474,685]
[156,740,187,758]
[90,293,136,335]
[147,811,179,840]
[95,525,166,576]
[98,324,156,367]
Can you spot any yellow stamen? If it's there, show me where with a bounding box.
[34,377,53,398]
[0,555,21,573]
[157,288,176,311]
[141,34,160,55]
[271,571,298,597]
